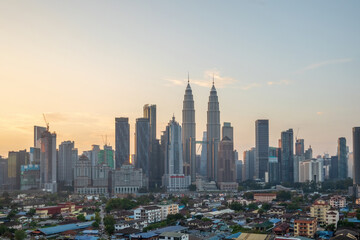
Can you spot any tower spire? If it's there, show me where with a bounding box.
[212,73,215,86]
[188,72,190,83]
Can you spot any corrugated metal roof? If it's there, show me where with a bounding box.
[38,221,94,235]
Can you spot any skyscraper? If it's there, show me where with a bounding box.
[255,119,269,180]
[115,117,130,168]
[34,126,46,148]
[162,116,191,191]
[222,122,233,142]
[200,131,207,176]
[207,81,220,181]
[40,130,57,193]
[305,146,313,160]
[280,129,294,183]
[243,148,255,181]
[143,104,157,142]
[353,127,360,185]
[8,150,29,190]
[182,78,196,182]
[135,118,150,178]
[295,139,305,156]
[58,141,78,187]
[217,136,237,190]
[337,137,348,179]
[99,145,115,169]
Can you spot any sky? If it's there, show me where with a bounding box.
[0,1,359,158]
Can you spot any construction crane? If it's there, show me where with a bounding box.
[43,113,49,131]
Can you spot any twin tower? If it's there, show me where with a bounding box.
[182,78,220,182]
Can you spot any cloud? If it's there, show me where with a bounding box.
[239,83,262,90]
[165,70,237,88]
[267,79,291,86]
[299,58,352,73]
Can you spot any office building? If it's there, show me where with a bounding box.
[111,164,148,194]
[305,146,313,159]
[34,126,46,148]
[74,155,92,193]
[29,147,40,164]
[243,148,255,181]
[280,129,294,183]
[0,157,8,190]
[58,141,78,187]
[149,139,162,188]
[222,122,233,142]
[337,137,348,179]
[162,116,190,191]
[217,136,238,190]
[330,156,338,179]
[83,145,100,166]
[135,118,150,178]
[8,150,29,190]
[182,79,196,182]
[353,127,360,185]
[207,82,220,181]
[40,130,57,193]
[143,104,157,142]
[268,147,279,183]
[255,120,269,180]
[115,117,130,168]
[348,152,353,178]
[236,160,243,183]
[200,131,207,176]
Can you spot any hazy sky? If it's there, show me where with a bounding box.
[1,1,359,158]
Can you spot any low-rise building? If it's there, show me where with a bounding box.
[326,209,339,227]
[254,193,277,202]
[157,204,179,220]
[134,206,162,224]
[294,216,317,238]
[330,195,346,208]
[159,232,188,240]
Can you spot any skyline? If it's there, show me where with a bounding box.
[1,1,360,157]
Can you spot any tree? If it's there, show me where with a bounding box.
[28,208,36,216]
[105,224,115,235]
[276,191,291,201]
[104,214,115,235]
[95,212,101,224]
[229,202,244,211]
[92,221,100,229]
[188,184,196,191]
[261,203,271,211]
[14,230,26,240]
[166,213,184,224]
[77,214,86,222]
[243,192,254,200]
[247,203,258,210]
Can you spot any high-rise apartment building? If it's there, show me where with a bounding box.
[0,157,8,190]
[135,118,150,178]
[337,137,348,179]
[280,129,294,183]
[40,130,57,193]
[58,141,78,187]
[182,80,196,182]
[255,120,269,180]
[99,145,114,169]
[115,117,130,168]
[207,82,220,181]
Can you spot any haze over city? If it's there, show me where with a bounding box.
[1,0,359,157]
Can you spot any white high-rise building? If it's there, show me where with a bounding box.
[207,81,220,181]
[299,158,324,183]
[162,116,190,191]
[58,141,78,187]
[182,78,196,182]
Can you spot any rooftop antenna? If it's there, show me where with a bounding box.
[188,72,190,83]
[212,73,215,85]
[42,113,49,131]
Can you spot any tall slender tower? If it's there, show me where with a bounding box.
[182,76,196,182]
[207,80,220,181]
[115,117,130,168]
[337,137,347,179]
[255,120,269,180]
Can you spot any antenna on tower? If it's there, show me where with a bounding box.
[296,128,300,140]
[188,72,190,83]
[212,73,215,85]
[42,113,49,131]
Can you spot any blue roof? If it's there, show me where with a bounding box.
[85,214,95,221]
[38,221,94,235]
[83,230,99,234]
[225,232,242,239]
[152,225,187,234]
[269,219,281,224]
[346,218,360,223]
[75,236,99,240]
[131,232,158,239]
